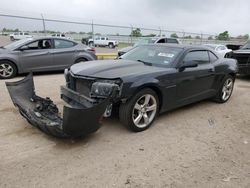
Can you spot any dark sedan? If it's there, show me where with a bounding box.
[6,44,238,138]
[0,37,97,78]
[225,40,250,75]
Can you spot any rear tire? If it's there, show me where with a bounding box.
[75,58,87,64]
[213,75,234,103]
[0,61,17,79]
[119,88,159,132]
[108,43,114,49]
[10,36,14,41]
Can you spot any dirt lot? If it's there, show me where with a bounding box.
[0,73,249,188]
[0,36,250,187]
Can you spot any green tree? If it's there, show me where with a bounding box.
[216,31,230,40]
[170,33,178,38]
[95,33,101,36]
[243,34,249,40]
[208,36,213,40]
[131,28,142,37]
[183,35,192,39]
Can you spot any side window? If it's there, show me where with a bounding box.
[157,39,166,43]
[101,37,105,40]
[167,39,178,43]
[25,39,52,50]
[54,39,75,49]
[184,50,210,64]
[24,33,29,35]
[209,51,218,62]
[61,34,65,37]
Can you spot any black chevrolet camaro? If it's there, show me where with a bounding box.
[6,44,238,138]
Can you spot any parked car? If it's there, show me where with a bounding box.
[6,44,238,138]
[87,36,118,48]
[9,32,32,41]
[204,44,232,58]
[225,40,250,75]
[0,37,97,78]
[51,33,71,40]
[118,37,180,56]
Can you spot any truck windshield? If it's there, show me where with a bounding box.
[133,38,158,47]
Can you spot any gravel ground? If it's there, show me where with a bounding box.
[0,35,250,188]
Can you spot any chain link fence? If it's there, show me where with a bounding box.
[0,12,246,46]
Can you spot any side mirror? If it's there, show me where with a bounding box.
[20,45,29,51]
[179,60,198,72]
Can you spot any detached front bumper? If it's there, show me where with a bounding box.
[6,73,118,138]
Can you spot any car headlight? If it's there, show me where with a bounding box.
[90,79,122,98]
[91,82,116,97]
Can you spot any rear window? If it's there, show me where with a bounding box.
[54,39,76,49]
[167,39,178,43]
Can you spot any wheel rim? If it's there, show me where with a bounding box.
[132,94,157,128]
[0,63,13,78]
[222,78,233,101]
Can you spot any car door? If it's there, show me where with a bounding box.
[50,39,77,69]
[176,50,215,105]
[18,39,53,72]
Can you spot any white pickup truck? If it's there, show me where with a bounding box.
[88,36,118,48]
[51,33,71,40]
[9,32,32,41]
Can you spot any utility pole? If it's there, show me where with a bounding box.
[91,19,94,44]
[41,14,46,35]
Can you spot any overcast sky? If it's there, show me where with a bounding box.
[0,0,250,36]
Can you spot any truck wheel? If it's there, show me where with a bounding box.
[119,88,159,132]
[213,75,234,103]
[0,61,17,79]
[10,36,14,41]
[108,43,114,48]
[89,42,94,47]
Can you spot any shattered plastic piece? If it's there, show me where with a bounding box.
[6,73,118,138]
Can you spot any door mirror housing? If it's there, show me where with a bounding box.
[19,45,29,51]
[179,60,198,72]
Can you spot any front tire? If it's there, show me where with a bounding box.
[0,61,17,79]
[119,88,159,132]
[213,75,234,103]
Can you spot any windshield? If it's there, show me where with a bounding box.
[241,42,250,49]
[3,38,33,50]
[133,38,158,47]
[121,45,182,67]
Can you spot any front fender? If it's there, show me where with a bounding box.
[121,77,161,101]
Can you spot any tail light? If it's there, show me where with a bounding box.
[87,47,96,53]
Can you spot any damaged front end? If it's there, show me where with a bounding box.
[6,73,120,138]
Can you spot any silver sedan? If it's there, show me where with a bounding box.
[0,37,97,78]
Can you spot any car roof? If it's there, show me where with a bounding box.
[204,44,224,47]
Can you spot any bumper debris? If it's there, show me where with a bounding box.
[6,73,118,138]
